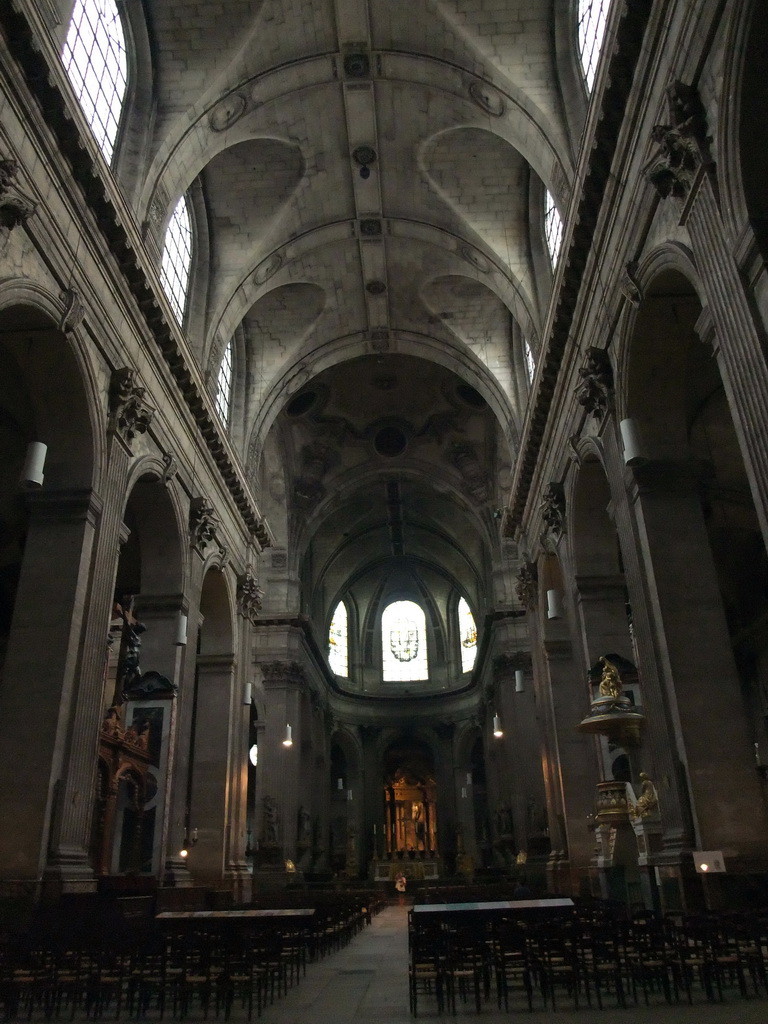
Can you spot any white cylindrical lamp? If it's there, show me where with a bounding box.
[546,588,564,620]
[243,682,252,706]
[20,441,47,488]
[282,724,293,747]
[493,714,503,738]
[515,669,525,693]
[175,611,188,646]
[620,418,648,466]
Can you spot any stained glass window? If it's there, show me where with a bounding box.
[382,600,428,682]
[578,0,612,93]
[328,601,348,676]
[160,196,193,323]
[62,0,128,164]
[544,190,563,266]
[458,597,477,673]
[216,341,233,424]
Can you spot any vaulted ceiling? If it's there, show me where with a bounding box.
[131,0,586,640]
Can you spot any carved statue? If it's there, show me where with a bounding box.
[109,367,155,445]
[598,656,623,700]
[102,706,123,739]
[114,598,146,699]
[297,804,312,845]
[262,795,279,846]
[632,772,659,819]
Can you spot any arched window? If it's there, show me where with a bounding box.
[382,600,428,682]
[524,339,536,385]
[328,601,349,676]
[577,0,612,92]
[160,196,193,323]
[62,0,128,164]
[544,190,563,266]
[458,597,477,673]
[215,341,233,424]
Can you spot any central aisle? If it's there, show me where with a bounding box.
[254,904,768,1024]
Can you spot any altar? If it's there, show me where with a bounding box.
[372,858,440,882]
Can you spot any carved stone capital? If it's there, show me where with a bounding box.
[189,495,219,551]
[620,260,642,307]
[515,562,538,610]
[236,567,264,623]
[645,81,712,202]
[108,367,155,447]
[539,483,565,540]
[0,158,37,231]
[574,348,613,419]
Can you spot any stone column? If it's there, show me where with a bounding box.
[542,635,600,893]
[187,653,236,882]
[629,461,768,863]
[259,662,303,864]
[0,488,101,887]
[360,725,381,868]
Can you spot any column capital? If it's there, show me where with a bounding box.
[26,488,103,524]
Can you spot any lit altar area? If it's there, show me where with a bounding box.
[372,770,440,881]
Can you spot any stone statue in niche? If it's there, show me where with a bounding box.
[598,656,623,700]
[297,805,312,846]
[262,794,279,846]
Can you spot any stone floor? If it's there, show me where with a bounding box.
[253,904,768,1024]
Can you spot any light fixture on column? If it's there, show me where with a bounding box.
[179,826,198,858]
[546,588,564,620]
[466,772,472,786]
[175,611,188,646]
[620,418,648,466]
[337,777,344,790]
[282,723,293,747]
[493,714,503,738]
[20,441,47,488]
[243,682,253,706]
[347,788,353,801]
[515,669,525,693]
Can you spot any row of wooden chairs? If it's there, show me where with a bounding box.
[408,908,768,1015]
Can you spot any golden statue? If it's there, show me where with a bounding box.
[598,656,623,699]
[631,772,658,818]
[515,850,528,865]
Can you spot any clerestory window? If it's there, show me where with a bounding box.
[382,600,428,682]
[160,196,193,323]
[328,601,349,676]
[524,339,536,385]
[458,597,477,673]
[62,0,128,164]
[215,341,233,425]
[578,0,612,93]
[544,190,563,266]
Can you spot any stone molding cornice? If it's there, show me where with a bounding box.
[26,487,103,524]
[504,0,654,536]
[0,2,271,550]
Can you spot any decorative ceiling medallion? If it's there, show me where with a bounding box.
[209,93,247,132]
[366,280,386,295]
[344,53,370,78]
[458,245,490,273]
[252,253,283,285]
[468,80,505,118]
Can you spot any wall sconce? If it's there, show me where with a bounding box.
[347,788,353,801]
[493,714,503,738]
[337,777,344,790]
[466,772,472,786]
[175,611,188,647]
[546,589,564,620]
[243,682,253,706]
[620,418,648,466]
[515,669,525,693]
[20,441,47,488]
[282,724,293,747]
